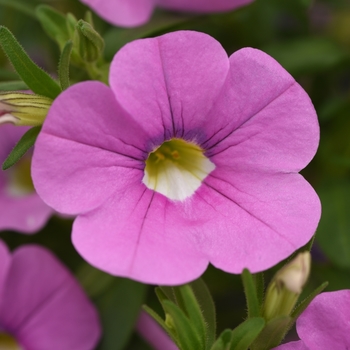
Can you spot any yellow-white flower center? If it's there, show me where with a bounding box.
[0,333,22,350]
[142,138,215,201]
[6,157,35,197]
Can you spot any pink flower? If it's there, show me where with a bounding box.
[0,240,101,349]
[274,290,350,350]
[0,124,53,233]
[136,311,178,350]
[79,0,255,27]
[32,31,320,285]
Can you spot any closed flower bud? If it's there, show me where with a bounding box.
[263,252,311,321]
[0,92,52,126]
[76,20,104,63]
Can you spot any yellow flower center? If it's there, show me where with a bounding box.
[143,138,215,201]
[6,157,35,197]
[0,333,22,350]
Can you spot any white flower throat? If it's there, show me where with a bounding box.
[142,138,215,201]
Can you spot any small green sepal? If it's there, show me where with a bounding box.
[2,126,41,170]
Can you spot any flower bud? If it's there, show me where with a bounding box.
[0,92,52,126]
[76,19,104,63]
[263,251,311,321]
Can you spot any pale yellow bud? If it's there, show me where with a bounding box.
[0,92,52,126]
[263,252,311,321]
[277,251,311,294]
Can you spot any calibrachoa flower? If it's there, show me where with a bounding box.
[0,240,101,349]
[0,124,53,233]
[32,31,321,285]
[274,290,350,350]
[79,0,255,27]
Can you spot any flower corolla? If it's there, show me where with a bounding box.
[79,0,255,27]
[0,240,101,349]
[32,31,321,285]
[0,124,53,233]
[274,290,350,350]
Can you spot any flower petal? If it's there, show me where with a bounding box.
[80,0,156,27]
[72,183,208,285]
[0,125,52,233]
[0,245,101,350]
[186,169,320,273]
[158,0,254,12]
[0,240,10,298]
[110,31,229,145]
[296,290,350,350]
[202,48,319,173]
[32,81,147,215]
[0,189,53,233]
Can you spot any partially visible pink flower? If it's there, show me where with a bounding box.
[0,124,53,233]
[136,311,178,350]
[80,0,255,27]
[32,31,320,285]
[274,290,350,350]
[0,240,101,349]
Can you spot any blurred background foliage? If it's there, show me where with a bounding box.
[1,0,350,348]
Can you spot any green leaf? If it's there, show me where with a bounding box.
[242,269,260,318]
[2,126,41,170]
[36,5,70,50]
[230,317,265,350]
[210,329,233,350]
[162,300,203,350]
[0,26,61,99]
[58,40,73,90]
[291,281,328,321]
[253,273,265,309]
[190,278,216,348]
[250,316,291,350]
[177,285,206,349]
[159,286,177,303]
[0,0,36,18]
[76,20,104,63]
[95,278,148,350]
[316,180,350,268]
[0,80,28,91]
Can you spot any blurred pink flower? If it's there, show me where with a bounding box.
[0,124,53,233]
[80,0,255,27]
[274,290,350,350]
[136,311,178,350]
[32,31,320,285]
[0,240,101,349]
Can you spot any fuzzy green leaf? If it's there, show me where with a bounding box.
[190,278,216,348]
[2,126,41,170]
[291,281,329,321]
[210,329,233,350]
[0,26,61,99]
[162,300,203,350]
[230,317,265,350]
[58,40,73,90]
[250,316,291,350]
[242,269,260,318]
[178,285,207,349]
